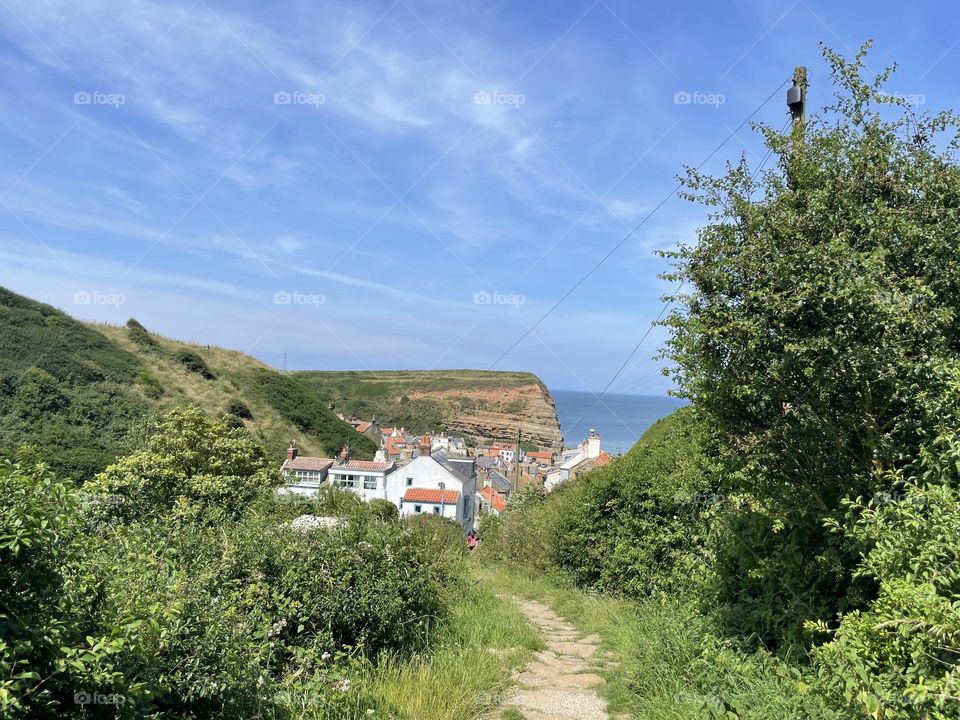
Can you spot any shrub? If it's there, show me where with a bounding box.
[368,498,399,522]
[125,318,159,350]
[243,368,377,459]
[225,399,253,420]
[84,406,278,520]
[175,349,215,379]
[3,409,466,718]
[811,431,960,719]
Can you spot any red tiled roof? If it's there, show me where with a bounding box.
[355,421,373,433]
[402,487,461,504]
[595,451,613,468]
[478,485,507,512]
[283,457,334,472]
[527,451,553,461]
[335,460,394,471]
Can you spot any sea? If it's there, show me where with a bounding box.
[550,390,686,455]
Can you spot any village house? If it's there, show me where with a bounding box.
[327,446,396,502]
[389,448,477,527]
[279,441,334,496]
[487,469,513,498]
[491,441,525,464]
[544,429,612,491]
[526,449,554,466]
[477,485,507,515]
[431,435,467,456]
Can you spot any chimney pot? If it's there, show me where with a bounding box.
[287,440,298,461]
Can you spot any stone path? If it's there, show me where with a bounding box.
[489,597,612,720]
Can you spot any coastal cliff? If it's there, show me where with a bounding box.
[294,370,564,451]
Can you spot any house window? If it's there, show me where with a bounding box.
[432,505,440,515]
[414,504,422,513]
[336,474,358,488]
[406,477,413,487]
[364,476,377,490]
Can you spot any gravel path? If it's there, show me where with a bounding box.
[489,598,612,720]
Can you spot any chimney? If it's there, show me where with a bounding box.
[420,439,431,457]
[287,440,298,461]
[374,449,386,463]
[340,445,350,464]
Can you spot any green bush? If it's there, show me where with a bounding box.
[85,406,278,520]
[175,349,215,380]
[368,498,399,522]
[137,370,164,399]
[811,428,960,719]
[225,399,253,420]
[3,408,465,718]
[125,318,159,350]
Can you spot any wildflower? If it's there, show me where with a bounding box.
[268,618,287,638]
[321,651,331,661]
[336,678,351,692]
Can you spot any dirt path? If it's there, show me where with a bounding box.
[490,597,612,720]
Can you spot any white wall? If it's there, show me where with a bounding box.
[329,467,389,502]
[386,456,476,527]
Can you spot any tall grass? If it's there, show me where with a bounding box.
[364,578,542,720]
[283,574,544,720]
[475,565,840,720]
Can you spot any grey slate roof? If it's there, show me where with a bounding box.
[489,470,513,492]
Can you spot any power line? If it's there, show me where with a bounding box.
[488,77,792,371]
[564,116,794,431]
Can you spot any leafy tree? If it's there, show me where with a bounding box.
[812,431,960,717]
[85,406,278,519]
[660,42,960,644]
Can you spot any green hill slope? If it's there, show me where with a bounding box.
[0,287,374,481]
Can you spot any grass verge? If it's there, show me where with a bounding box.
[351,574,543,720]
[473,564,840,720]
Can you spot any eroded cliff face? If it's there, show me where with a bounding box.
[409,381,564,450]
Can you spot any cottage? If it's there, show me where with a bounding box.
[477,485,507,515]
[487,469,513,497]
[280,441,334,496]
[389,449,477,528]
[328,446,395,501]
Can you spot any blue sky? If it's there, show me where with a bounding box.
[0,0,955,394]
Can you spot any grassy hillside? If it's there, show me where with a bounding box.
[295,369,549,436]
[0,287,374,481]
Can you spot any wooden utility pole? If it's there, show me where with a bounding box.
[787,66,808,189]
[789,65,808,128]
[515,427,521,490]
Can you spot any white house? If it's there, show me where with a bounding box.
[280,441,334,496]
[328,446,396,501]
[492,442,525,464]
[388,450,477,528]
[545,430,611,492]
[431,435,467,455]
